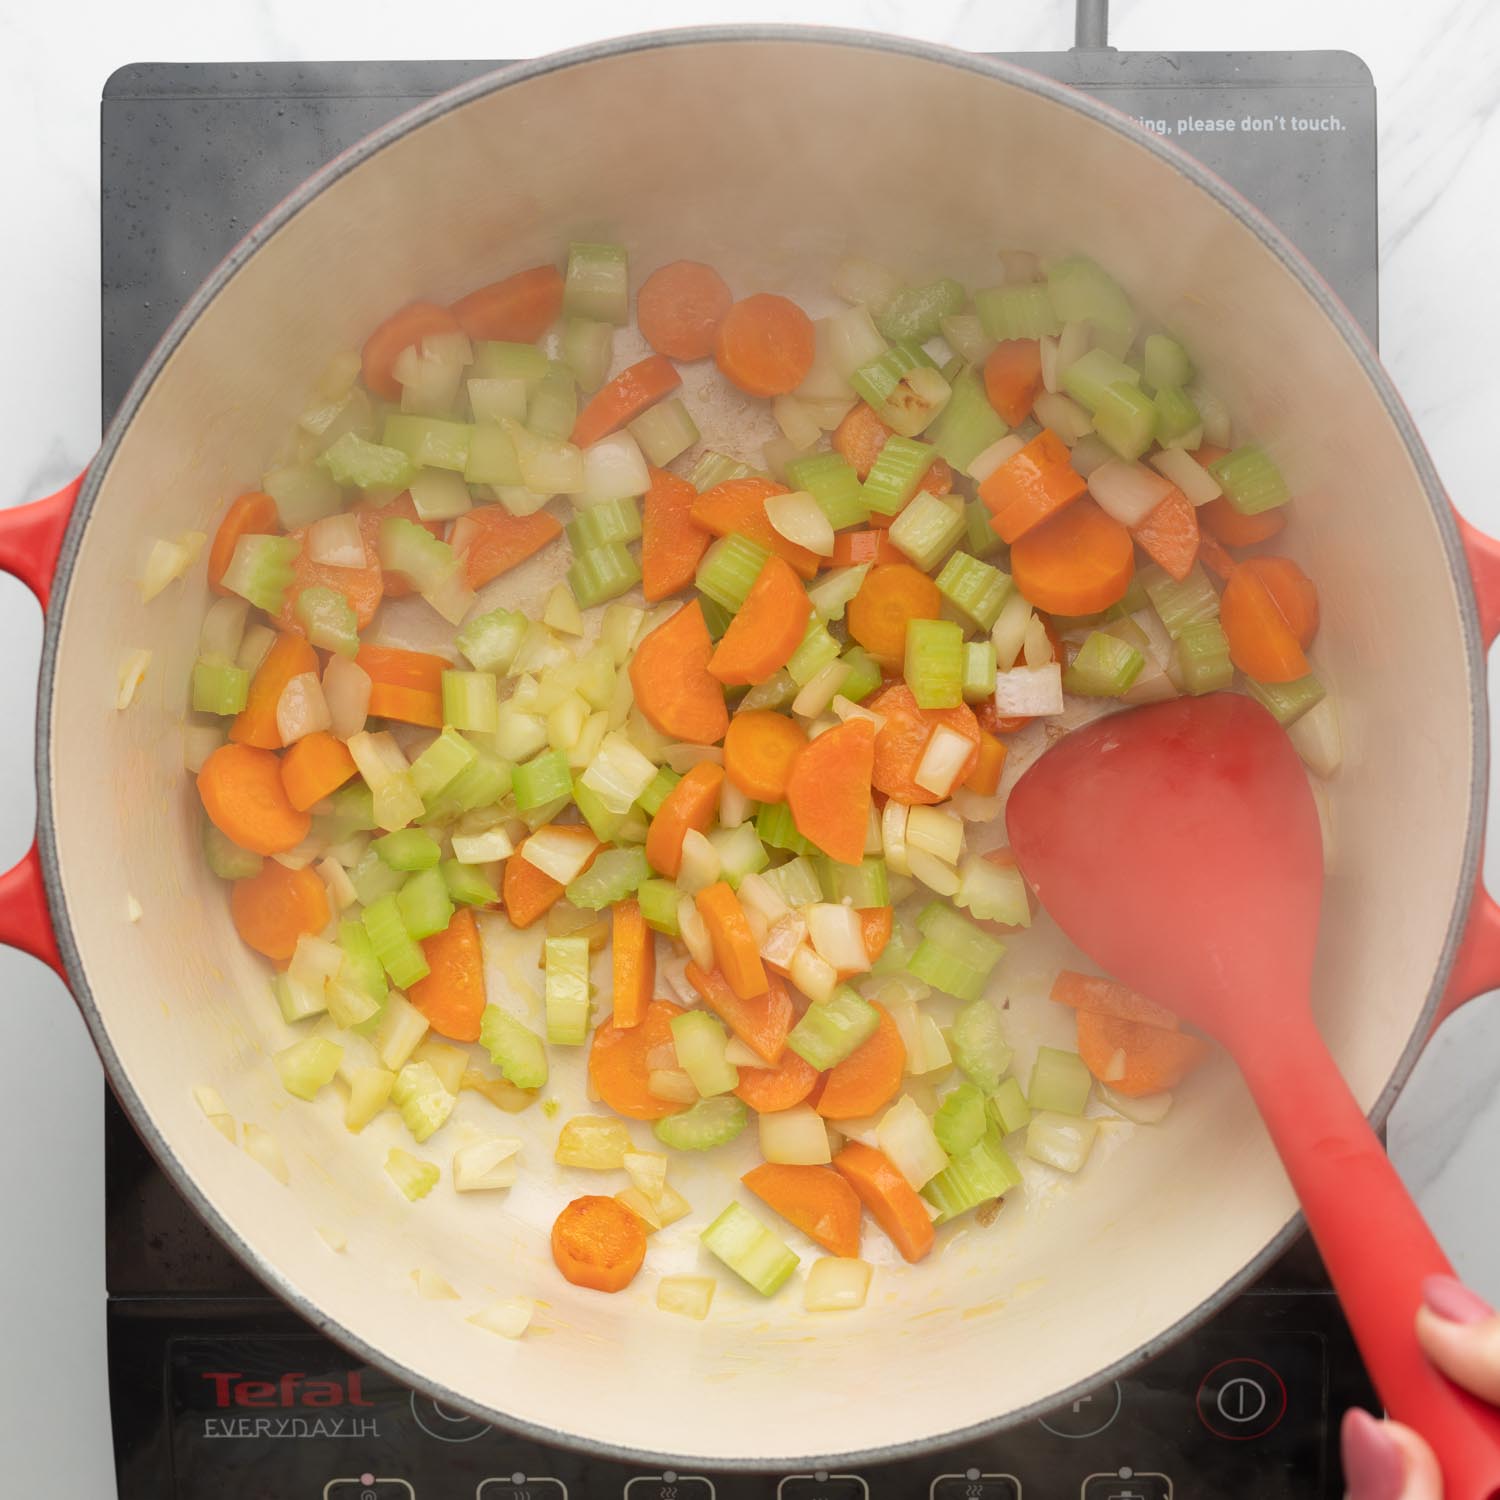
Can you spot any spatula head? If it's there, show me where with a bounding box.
[1005,693,1324,1041]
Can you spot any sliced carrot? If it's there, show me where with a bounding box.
[846,563,943,666]
[785,717,875,866]
[687,963,794,1066]
[449,264,563,343]
[277,523,384,634]
[815,1004,906,1120]
[980,429,1088,544]
[1131,485,1199,582]
[858,907,893,966]
[832,1141,935,1263]
[867,684,981,806]
[279,730,357,812]
[734,1048,820,1112]
[589,998,687,1120]
[713,293,815,398]
[356,642,450,729]
[983,339,1045,426]
[409,907,486,1042]
[965,730,1007,796]
[637,260,734,361]
[230,634,319,750]
[571,354,682,449]
[628,600,728,746]
[361,301,463,402]
[1199,493,1287,549]
[199,744,311,858]
[452,507,562,591]
[742,1163,863,1259]
[503,829,599,929]
[695,882,769,1000]
[1010,497,1135,617]
[208,492,280,594]
[723,711,806,802]
[919,456,955,497]
[1075,1009,1210,1098]
[830,528,903,567]
[356,492,442,600]
[610,899,655,1031]
[1238,556,1319,647]
[229,860,329,961]
[641,465,712,602]
[1219,564,1310,684]
[1051,970,1179,1029]
[550,1194,648,1293]
[707,555,812,685]
[828,404,946,493]
[690,478,822,580]
[1197,531,1238,583]
[644,761,723,880]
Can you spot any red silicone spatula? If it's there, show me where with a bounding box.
[1006,692,1500,1499]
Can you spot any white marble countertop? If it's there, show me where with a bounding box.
[2,0,1498,1491]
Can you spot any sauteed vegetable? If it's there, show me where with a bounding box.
[184,245,1336,1313]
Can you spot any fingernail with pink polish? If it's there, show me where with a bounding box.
[1422,1274,1494,1326]
[1341,1408,1406,1500]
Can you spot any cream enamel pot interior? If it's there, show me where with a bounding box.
[8,26,1500,1470]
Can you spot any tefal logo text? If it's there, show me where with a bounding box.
[201,1371,376,1408]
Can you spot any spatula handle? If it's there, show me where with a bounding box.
[1238,1009,1500,1500]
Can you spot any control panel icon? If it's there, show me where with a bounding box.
[324,1477,416,1500]
[1080,1469,1173,1500]
[476,1476,568,1499]
[409,1391,491,1443]
[776,1472,871,1499]
[1039,1381,1123,1439]
[930,1469,1023,1497]
[623,1474,717,1498]
[1195,1357,1289,1440]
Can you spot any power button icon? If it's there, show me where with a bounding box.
[1195,1358,1288,1440]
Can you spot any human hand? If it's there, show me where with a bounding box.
[1342,1276,1500,1498]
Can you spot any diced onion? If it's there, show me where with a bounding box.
[581,729,657,814]
[648,1068,700,1104]
[125,893,144,924]
[908,848,961,896]
[990,591,1032,672]
[322,654,371,741]
[967,433,1027,484]
[676,830,722,895]
[797,318,859,401]
[761,913,808,970]
[657,1276,716,1321]
[790,943,838,1004]
[193,1085,236,1143]
[1023,613,1055,668]
[762,435,815,484]
[237,623,276,676]
[804,1257,872,1312]
[116,648,151,709]
[738,872,789,927]
[467,376,528,425]
[831,695,885,731]
[307,512,367,568]
[772,396,823,452]
[1069,433,1115,479]
[1025,1111,1099,1174]
[804,395,856,430]
[452,825,515,864]
[663,742,724,773]
[622,1151,668,1205]
[467,1298,534,1339]
[580,431,650,506]
[555,1115,633,1170]
[1056,320,1093,385]
[1088,459,1173,527]
[242,1123,289,1185]
[914,723,975,798]
[723,1037,765,1069]
[1099,1084,1175,1125]
[906,805,965,865]
[877,1096,949,1189]
[831,257,902,315]
[276,671,332,745]
[1038,334,1060,395]
[806,903,871,974]
[1189,381,1232,449]
[824,303,889,379]
[1148,445,1222,505]
[792,659,852,718]
[139,532,204,602]
[1289,696,1342,779]
[412,1267,460,1300]
[718,778,754,830]
[881,799,912,876]
[316,856,357,911]
[766,489,835,557]
[199,596,250,660]
[183,722,225,773]
[994,663,1063,717]
[678,898,714,970]
[1032,391,1094,443]
[759,1103,832,1165]
[410,468,473,522]
[453,1137,522,1192]
[519,826,598,885]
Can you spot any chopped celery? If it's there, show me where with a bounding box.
[191,655,249,716]
[1143,563,1220,638]
[1029,1046,1092,1115]
[910,902,1005,1003]
[655,1096,748,1151]
[928,364,1010,472]
[561,315,614,391]
[756,801,811,856]
[671,1010,739,1097]
[295,586,359,658]
[785,618,842,688]
[786,985,880,1070]
[467,377,528,427]
[263,462,342,527]
[904,618,965,710]
[382,412,472,472]
[338,920,388,1012]
[1025,1110,1098,1173]
[410,727,479,801]
[374,829,441,872]
[527,360,579,442]
[963,642,997,704]
[696,533,770,612]
[786,451,869,530]
[478,1006,549,1089]
[1209,443,1290,514]
[1247,672,1326,726]
[351,848,405,906]
[409,468,473,522]
[988,1076,1033,1136]
[876,277,965,342]
[701,1201,798,1294]
[698,594,733,640]
[385,1146,439,1201]
[319,430,415,490]
[954,855,1031,927]
[362,894,430,989]
[442,859,498,907]
[1046,256,1137,357]
[580,729,656,814]
[203,819,262,880]
[818,855,889,908]
[940,310,994,363]
[871,913,919,974]
[471,340,548,385]
[637,877,682,935]
[974,283,1061,341]
[512,749,573,813]
[463,423,523,485]
[1061,348,1139,412]
[807,565,870,624]
[628,396,700,467]
[637,766,681,817]
[391,1060,456,1143]
[564,241,628,325]
[422,748,510,821]
[397,868,454,941]
[1177,620,1234,695]
[763,853,823,908]
[863,435,936,517]
[1144,333,1194,390]
[441,669,499,734]
[1093,381,1157,461]
[922,1129,1023,1222]
[1063,631,1145,697]
[566,846,651,910]
[890,492,965,573]
[273,968,326,1025]
[1153,385,1200,445]
[220,534,299,614]
[738,668,797,712]
[378,515,461,595]
[838,645,883,703]
[964,496,1005,559]
[849,338,934,407]
[566,496,641,552]
[572,777,625,842]
[708,824,770,889]
[544,936,592,1045]
[949,997,1013,1091]
[274,1036,343,1101]
[933,1082,989,1156]
[456,607,528,673]
[688,449,757,490]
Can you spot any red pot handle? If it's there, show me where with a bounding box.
[0,474,85,979]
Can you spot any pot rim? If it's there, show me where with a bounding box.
[35,23,1489,1471]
